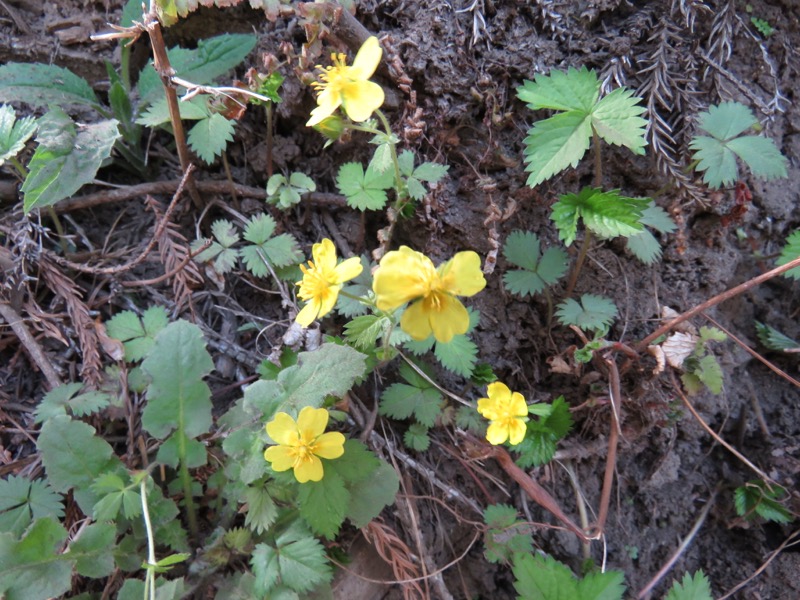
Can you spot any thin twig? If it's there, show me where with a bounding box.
[718,528,800,599]
[0,302,63,390]
[120,239,212,287]
[591,356,621,538]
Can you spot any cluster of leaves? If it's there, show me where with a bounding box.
[734,480,792,524]
[680,326,728,395]
[502,230,568,298]
[556,294,618,336]
[0,29,255,212]
[191,213,303,278]
[266,171,316,209]
[514,396,573,468]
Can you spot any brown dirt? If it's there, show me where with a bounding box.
[1,0,799,598]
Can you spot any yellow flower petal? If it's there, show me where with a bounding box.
[312,239,337,272]
[438,251,486,297]
[266,412,299,445]
[307,88,341,127]
[428,294,469,343]
[333,256,363,283]
[486,381,512,403]
[296,406,329,438]
[400,299,434,341]
[314,431,346,459]
[350,36,382,80]
[477,397,500,421]
[485,421,509,445]
[509,391,528,418]
[264,445,295,472]
[296,299,320,327]
[373,246,436,310]
[294,455,324,483]
[507,419,527,446]
[342,80,385,122]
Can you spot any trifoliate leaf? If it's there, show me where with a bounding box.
[483,504,534,564]
[0,104,36,166]
[455,405,486,433]
[503,230,569,297]
[665,571,713,600]
[698,326,727,344]
[551,187,648,246]
[755,321,800,352]
[35,383,111,422]
[682,354,724,395]
[106,306,169,362]
[556,294,617,334]
[690,102,788,188]
[734,480,792,524]
[404,423,431,451]
[513,553,625,600]
[777,229,800,279]
[187,113,235,163]
[251,523,331,595]
[240,215,301,275]
[336,162,394,210]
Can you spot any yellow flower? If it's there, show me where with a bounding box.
[264,406,345,483]
[307,36,385,127]
[372,246,486,343]
[296,238,362,327]
[477,382,529,446]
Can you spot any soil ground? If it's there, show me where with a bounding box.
[1,0,799,598]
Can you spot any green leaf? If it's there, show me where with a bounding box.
[455,405,486,433]
[734,481,792,523]
[590,87,647,153]
[106,306,170,362]
[243,486,277,534]
[369,141,394,173]
[251,523,332,595]
[556,294,617,334]
[136,95,210,127]
[70,522,116,578]
[37,416,120,514]
[483,504,534,564]
[513,552,625,600]
[298,470,349,539]
[503,230,569,297]
[288,172,315,191]
[187,113,235,163]
[240,214,301,275]
[0,104,36,166]
[380,383,443,427]
[118,577,186,600]
[0,517,72,600]
[665,571,713,600]
[141,320,214,445]
[344,461,399,528]
[336,256,372,318]
[21,109,120,212]
[0,476,63,537]
[326,439,380,484]
[755,321,800,351]
[691,354,724,395]
[138,34,258,106]
[404,423,430,451]
[434,334,479,378]
[336,162,394,210]
[517,67,599,112]
[551,187,649,246]
[0,63,101,110]
[243,343,366,418]
[690,102,788,188]
[344,314,388,351]
[777,229,800,279]
[523,110,592,187]
[413,161,449,182]
[91,473,142,522]
[626,203,676,264]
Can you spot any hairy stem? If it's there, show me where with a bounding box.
[265,103,274,179]
[141,477,157,600]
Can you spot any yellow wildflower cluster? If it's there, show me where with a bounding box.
[263,406,345,483]
[477,382,529,446]
[373,246,486,343]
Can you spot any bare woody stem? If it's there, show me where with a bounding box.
[143,6,202,209]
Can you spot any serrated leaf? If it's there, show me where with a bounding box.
[626,228,661,264]
[243,213,277,244]
[345,461,399,528]
[591,87,647,153]
[344,315,387,351]
[380,383,443,427]
[434,334,479,378]
[0,104,36,166]
[106,306,169,362]
[37,416,120,514]
[397,149,415,176]
[138,34,258,106]
[483,504,534,564]
[697,101,758,140]
[243,487,277,534]
[517,67,599,112]
[455,405,486,433]
[0,476,63,537]
[503,231,568,297]
[777,230,800,279]
[251,524,332,595]
[135,95,210,127]
[404,423,430,451]
[727,135,788,180]
[523,110,592,187]
[141,320,214,443]
[551,187,648,246]
[665,571,713,600]
[21,109,120,212]
[188,113,235,163]
[336,162,394,210]
[0,516,72,600]
[413,161,449,182]
[755,321,800,351]
[693,354,724,395]
[698,326,726,344]
[689,135,738,188]
[639,203,676,233]
[298,470,349,539]
[369,142,394,173]
[70,522,116,578]
[556,294,617,334]
[513,552,625,600]
[0,63,101,109]
[336,256,372,317]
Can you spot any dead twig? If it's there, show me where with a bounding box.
[120,239,211,287]
[0,303,62,390]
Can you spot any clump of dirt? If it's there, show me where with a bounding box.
[1,0,799,598]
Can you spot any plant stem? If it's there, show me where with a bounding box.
[9,156,27,180]
[592,127,603,188]
[178,429,199,541]
[265,103,274,179]
[141,477,157,600]
[374,109,402,195]
[564,229,593,298]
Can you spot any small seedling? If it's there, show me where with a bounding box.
[502,230,569,297]
[689,101,788,188]
[266,171,316,209]
[556,294,618,336]
[734,480,792,523]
